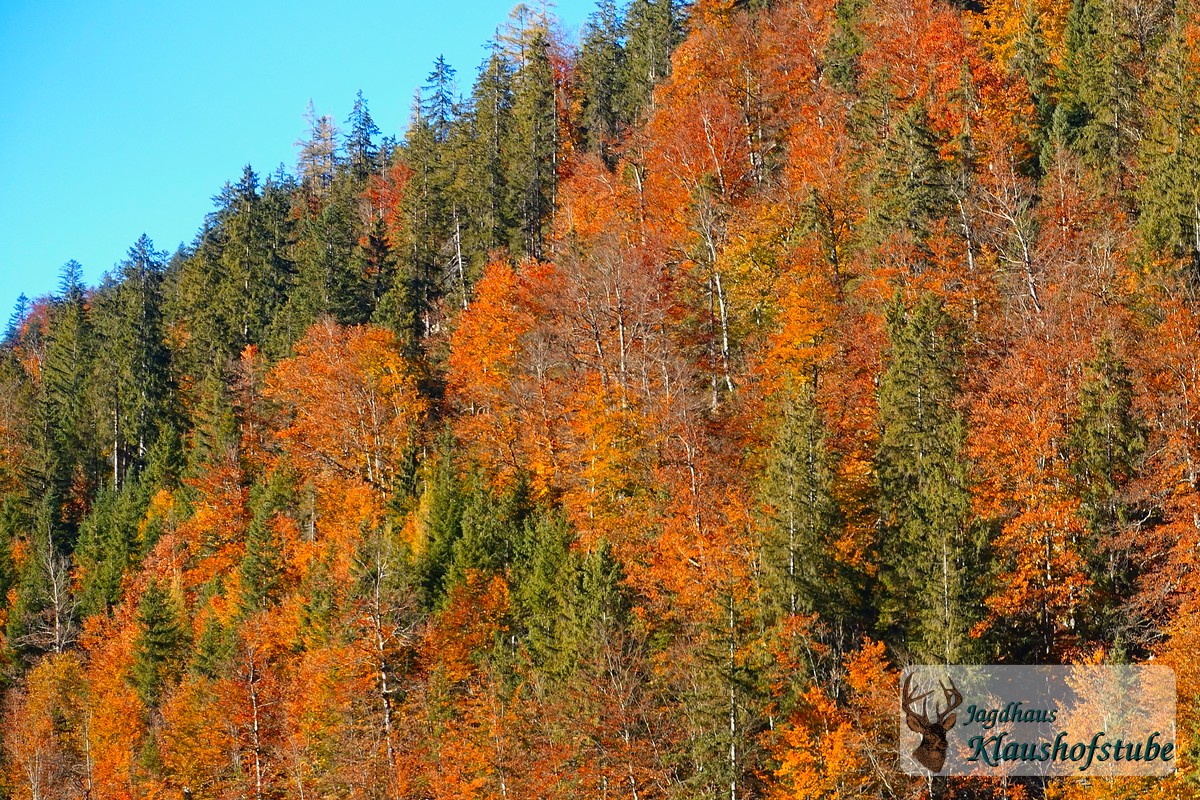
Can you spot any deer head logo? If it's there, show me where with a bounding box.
[902,673,963,773]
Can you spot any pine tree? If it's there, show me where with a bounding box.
[875,293,979,664]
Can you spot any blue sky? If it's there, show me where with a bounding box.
[0,0,595,317]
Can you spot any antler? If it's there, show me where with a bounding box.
[902,673,934,724]
[934,677,963,724]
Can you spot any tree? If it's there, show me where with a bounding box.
[1068,338,1146,648]
[345,90,381,180]
[297,101,338,197]
[92,235,173,491]
[31,261,95,523]
[265,320,427,499]
[1139,13,1200,275]
[875,293,978,664]
[578,0,626,164]
[506,28,558,259]
[9,497,79,654]
[865,101,950,250]
[131,578,187,707]
[620,0,682,120]
[759,383,854,624]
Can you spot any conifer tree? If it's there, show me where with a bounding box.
[454,48,514,266]
[238,473,293,613]
[4,292,30,345]
[759,383,853,623]
[506,28,558,259]
[578,0,626,164]
[825,0,867,92]
[1068,339,1146,648]
[1047,0,1138,179]
[1139,14,1200,274]
[297,101,338,198]
[875,293,978,664]
[33,262,96,513]
[92,236,173,490]
[345,90,381,181]
[74,483,143,618]
[131,578,187,706]
[867,102,950,248]
[620,0,681,120]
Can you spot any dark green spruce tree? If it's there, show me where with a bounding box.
[92,236,173,491]
[619,0,682,120]
[758,382,856,625]
[875,293,980,664]
[131,577,187,706]
[1139,14,1200,276]
[578,0,626,165]
[1067,338,1146,654]
[506,27,558,260]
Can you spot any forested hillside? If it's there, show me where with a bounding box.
[2,0,1199,796]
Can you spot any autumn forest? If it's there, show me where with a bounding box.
[2,0,1199,796]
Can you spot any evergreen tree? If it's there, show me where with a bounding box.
[7,496,77,653]
[131,578,187,706]
[875,293,979,664]
[345,90,381,181]
[1068,339,1146,649]
[403,79,454,337]
[454,48,514,266]
[416,437,466,606]
[866,101,950,249]
[759,383,855,624]
[74,482,146,617]
[1139,15,1200,275]
[32,261,96,516]
[824,0,867,92]
[620,0,681,120]
[1046,0,1139,179]
[292,176,372,326]
[422,57,457,143]
[578,0,626,164]
[239,472,293,613]
[506,28,558,260]
[444,474,530,593]
[92,236,173,490]
[4,292,30,345]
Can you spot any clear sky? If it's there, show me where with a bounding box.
[0,0,595,318]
